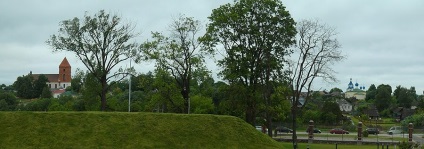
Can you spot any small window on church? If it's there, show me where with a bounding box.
[63,69,65,72]
[63,74,66,81]
[63,84,66,88]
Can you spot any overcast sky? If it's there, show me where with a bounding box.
[1,0,423,94]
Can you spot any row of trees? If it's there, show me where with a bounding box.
[43,0,344,147]
[364,84,422,117]
[13,74,52,99]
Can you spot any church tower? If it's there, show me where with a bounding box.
[58,57,71,83]
[347,78,354,91]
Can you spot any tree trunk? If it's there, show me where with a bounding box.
[181,85,189,114]
[100,77,108,111]
[292,106,298,149]
[266,112,273,137]
[245,99,256,125]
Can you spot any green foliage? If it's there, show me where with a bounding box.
[380,109,392,117]
[70,69,84,93]
[216,83,247,118]
[47,10,139,111]
[48,99,69,111]
[302,110,321,124]
[268,86,291,121]
[394,85,416,109]
[401,113,424,128]
[342,121,356,131]
[0,112,283,149]
[13,74,49,99]
[145,68,184,113]
[320,101,343,125]
[23,98,52,111]
[190,95,214,114]
[398,141,413,149]
[40,86,52,98]
[375,84,392,112]
[365,84,377,101]
[362,130,369,137]
[202,0,296,125]
[33,74,49,98]
[80,72,102,109]
[13,74,34,99]
[141,15,209,114]
[329,87,343,93]
[0,92,17,111]
[417,97,424,110]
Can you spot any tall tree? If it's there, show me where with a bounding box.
[71,68,84,93]
[366,84,377,101]
[288,19,344,147]
[13,74,34,99]
[201,0,296,136]
[408,86,417,101]
[394,86,416,109]
[375,84,392,112]
[149,68,184,113]
[141,15,210,114]
[47,10,139,111]
[33,74,49,98]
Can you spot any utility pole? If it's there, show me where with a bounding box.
[128,59,131,112]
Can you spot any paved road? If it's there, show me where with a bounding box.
[273,132,424,143]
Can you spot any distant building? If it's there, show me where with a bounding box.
[393,107,415,122]
[344,78,366,100]
[31,57,71,97]
[337,99,352,113]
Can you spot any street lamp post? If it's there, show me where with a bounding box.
[128,59,131,112]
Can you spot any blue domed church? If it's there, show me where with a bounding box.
[345,78,366,100]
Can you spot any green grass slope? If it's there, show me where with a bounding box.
[0,112,281,149]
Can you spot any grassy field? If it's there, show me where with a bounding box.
[0,112,283,149]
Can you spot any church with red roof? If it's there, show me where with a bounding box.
[31,57,72,97]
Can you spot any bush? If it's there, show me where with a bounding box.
[398,141,413,149]
[342,121,356,131]
[362,130,369,137]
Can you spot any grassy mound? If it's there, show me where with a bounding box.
[0,112,282,149]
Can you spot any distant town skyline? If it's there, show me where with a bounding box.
[1,0,423,94]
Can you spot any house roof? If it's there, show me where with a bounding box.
[52,89,66,94]
[363,104,379,117]
[32,74,60,83]
[393,107,416,120]
[59,57,71,68]
[337,99,351,105]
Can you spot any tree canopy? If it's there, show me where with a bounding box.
[202,0,296,127]
[47,10,139,111]
[141,15,210,114]
[288,19,344,146]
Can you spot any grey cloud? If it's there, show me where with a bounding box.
[1,0,423,93]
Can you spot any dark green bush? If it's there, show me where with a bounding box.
[362,130,369,137]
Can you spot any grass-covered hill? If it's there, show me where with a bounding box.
[0,112,282,149]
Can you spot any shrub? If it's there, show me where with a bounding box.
[398,141,412,149]
[362,130,369,137]
[342,120,356,131]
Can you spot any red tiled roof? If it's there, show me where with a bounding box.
[59,57,71,68]
[32,74,60,83]
[52,89,66,94]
